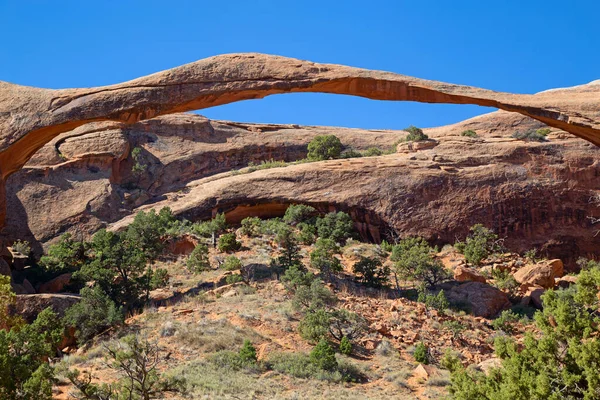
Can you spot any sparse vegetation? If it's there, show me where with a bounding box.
[217,232,242,252]
[187,243,210,273]
[352,256,390,288]
[307,135,343,161]
[222,255,243,271]
[455,224,503,266]
[392,237,451,288]
[511,129,548,142]
[413,342,429,364]
[11,239,31,256]
[460,130,478,138]
[404,125,429,141]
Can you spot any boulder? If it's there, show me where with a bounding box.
[22,279,35,294]
[555,275,578,289]
[447,282,511,318]
[396,139,438,153]
[38,273,72,293]
[454,266,486,283]
[12,294,80,323]
[513,259,564,289]
[478,358,502,375]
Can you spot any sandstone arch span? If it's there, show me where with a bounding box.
[1,53,600,225]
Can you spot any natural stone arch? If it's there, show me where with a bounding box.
[1,52,599,225]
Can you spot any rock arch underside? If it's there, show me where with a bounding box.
[2,53,600,266]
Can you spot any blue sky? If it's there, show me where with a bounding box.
[1,0,598,129]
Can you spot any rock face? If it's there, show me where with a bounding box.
[447,282,511,318]
[454,266,487,283]
[1,53,600,229]
[12,294,80,323]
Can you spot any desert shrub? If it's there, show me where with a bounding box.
[217,233,241,253]
[0,307,62,399]
[310,339,338,371]
[315,212,355,244]
[413,342,429,364]
[339,336,352,355]
[340,149,363,158]
[353,256,390,288]
[225,274,243,285]
[247,159,288,172]
[187,243,210,273]
[39,233,87,274]
[443,320,466,341]
[239,339,257,363]
[259,218,287,236]
[440,348,462,372]
[63,286,123,345]
[328,309,367,341]
[125,207,178,260]
[404,125,428,141]
[297,222,317,245]
[293,279,337,312]
[524,248,540,263]
[363,147,383,156]
[310,238,342,278]
[536,128,551,136]
[299,308,331,343]
[492,309,520,333]
[192,213,228,246]
[460,130,478,138]
[418,288,450,311]
[130,146,147,177]
[307,135,343,161]
[240,217,262,237]
[456,224,503,266]
[281,264,315,294]
[283,204,316,225]
[271,226,302,275]
[380,240,393,252]
[450,265,600,399]
[490,269,519,296]
[11,239,31,256]
[67,334,183,399]
[392,237,451,288]
[511,129,548,142]
[223,255,243,271]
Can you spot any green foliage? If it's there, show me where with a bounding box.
[217,233,241,253]
[283,204,316,225]
[267,352,360,382]
[225,274,243,285]
[130,146,147,177]
[299,308,331,343]
[281,264,315,294]
[524,248,540,263]
[272,226,302,273]
[297,222,317,245]
[68,334,183,399]
[413,342,429,364]
[457,224,502,266]
[0,308,62,399]
[339,336,352,355]
[310,339,338,371]
[491,309,520,333]
[352,256,389,288]
[240,217,262,237]
[380,240,393,253]
[460,130,478,138]
[512,129,548,142]
[404,125,428,142]
[310,238,342,277]
[187,243,210,273]
[450,265,600,399]
[63,286,123,345]
[490,268,519,295]
[315,212,355,244]
[239,339,257,363]
[307,135,343,161]
[536,128,551,136]
[328,309,367,341]
[192,213,228,246]
[0,275,22,329]
[392,237,451,288]
[340,149,363,158]
[440,348,462,372]
[125,207,177,260]
[223,255,243,271]
[293,279,337,312]
[443,320,466,341]
[246,159,288,172]
[11,239,31,256]
[362,147,383,156]
[39,233,87,274]
[418,288,450,311]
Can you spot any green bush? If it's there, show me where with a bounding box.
[449,265,600,399]
[315,212,355,243]
[456,224,503,266]
[491,309,520,333]
[380,240,393,253]
[187,243,210,273]
[413,342,429,364]
[225,274,243,285]
[392,237,451,288]
[460,130,478,138]
[418,288,450,311]
[299,309,331,343]
[292,279,337,312]
[281,264,315,294]
[124,207,178,260]
[247,159,288,172]
[310,339,338,371]
[63,286,123,345]
[39,233,87,274]
[240,217,262,237]
[352,256,390,288]
[271,226,302,274]
[283,204,316,225]
[11,239,31,256]
[192,213,228,246]
[217,233,242,253]
[404,125,428,142]
[239,339,257,363]
[511,129,548,142]
[339,336,352,355]
[223,255,243,271]
[310,238,342,277]
[307,135,343,161]
[363,147,383,156]
[297,222,317,245]
[340,149,363,158]
[536,128,551,136]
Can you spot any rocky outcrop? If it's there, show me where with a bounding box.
[447,282,511,318]
[514,260,564,289]
[454,266,487,283]
[12,293,80,323]
[1,53,600,228]
[38,273,72,294]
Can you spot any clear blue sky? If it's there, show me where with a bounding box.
[1,0,598,129]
